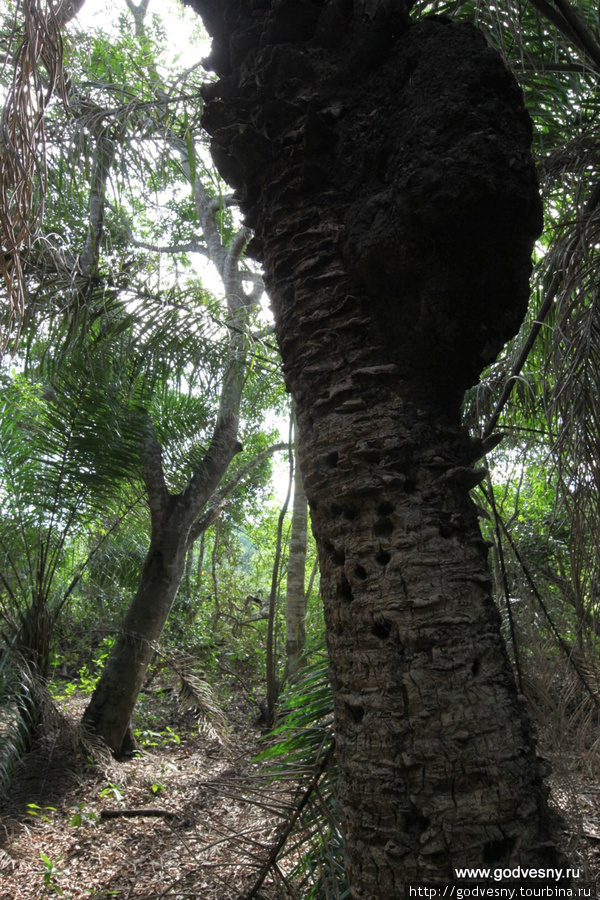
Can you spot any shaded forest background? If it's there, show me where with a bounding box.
[1,0,600,895]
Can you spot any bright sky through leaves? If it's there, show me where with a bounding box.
[73,0,211,65]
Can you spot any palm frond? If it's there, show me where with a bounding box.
[0,653,34,787]
[154,653,230,745]
[256,645,347,900]
[0,646,67,787]
[0,0,70,349]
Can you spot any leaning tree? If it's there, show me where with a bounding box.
[183,0,563,894]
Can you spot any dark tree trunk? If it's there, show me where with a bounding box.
[185,1,561,893]
[81,522,188,756]
[82,420,243,756]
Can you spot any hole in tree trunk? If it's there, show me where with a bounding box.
[404,807,430,835]
[325,450,339,468]
[376,549,391,566]
[355,564,368,580]
[374,517,393,537]
[326,542,345,566]
[345,703,364,724]
[483,836,515,864]
[372,619,392,640]
[333,549,346,566]
[340,571,353,602]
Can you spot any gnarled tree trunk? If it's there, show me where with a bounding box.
[186,1,561,893]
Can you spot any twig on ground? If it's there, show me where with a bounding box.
[100,808,178,819]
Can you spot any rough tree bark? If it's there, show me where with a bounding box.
[185,0,563,894]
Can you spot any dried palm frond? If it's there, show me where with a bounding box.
[0,0,84,350]
[153,652,231,746]
[257,645,345,900]
[0,647,66,787]
[0,679,31,789]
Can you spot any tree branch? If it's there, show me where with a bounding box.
[551,0,600,70]
[140,428,170,522]
[208,194,237,212]
[124,0,151,39]
[54,0,87,26]
[100,807,176,819]
[78,129,117,276]
[116,212,209,258]
[187,441,289,544]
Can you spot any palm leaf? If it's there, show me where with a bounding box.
[257,644,346,900]
[153,652,230,745]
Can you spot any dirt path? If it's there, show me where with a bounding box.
[0,693,301,900]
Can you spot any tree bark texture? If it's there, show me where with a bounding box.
[185,1,559,893]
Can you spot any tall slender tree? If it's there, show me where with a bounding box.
[285,414,309,680]
[0,0,287,757]
[71,0,284,756]
[185,0,563,892]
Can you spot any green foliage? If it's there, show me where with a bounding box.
[1,0,287,780]
[69,803,99,828]
[27,803,57,823]
[51,636,115,699]
[99,782,124,802]
[134,725,181,749]
[0,340,146,681]
[39,850,64,895]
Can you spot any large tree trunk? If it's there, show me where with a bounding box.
[186,1,561,892]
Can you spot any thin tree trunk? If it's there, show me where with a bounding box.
[265,426,293,727]
[186,2,564,891]
[80,0,266,755]
[82,409,245,755]
[210,520,221,633]
[81,528,187,754]
[285,415,308,680]
[196,532,205,601]
[78,130,115,276]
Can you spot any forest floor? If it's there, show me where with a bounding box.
[0,681,307,900]
[0,672,599,900]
